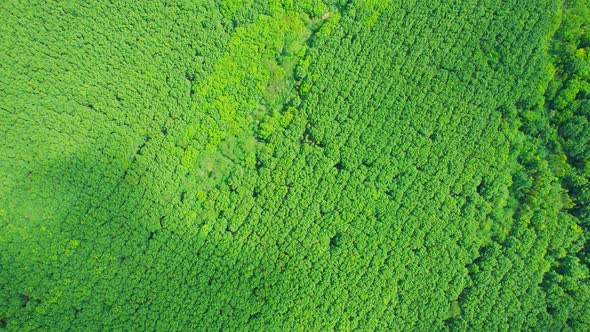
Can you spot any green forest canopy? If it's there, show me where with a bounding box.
[1,0,589,330]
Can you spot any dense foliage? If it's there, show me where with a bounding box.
[1,0,588,330]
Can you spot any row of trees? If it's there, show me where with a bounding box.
[452,0,590,329]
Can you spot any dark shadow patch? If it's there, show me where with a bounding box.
[185,72,196,96]
[329,232,341,250]
[476,180,485,196]
[136,135,151,156]
[303,126,324,147]
[19,293,30,307]
[362,159,374,167]
[248,312,260,322]
[225,226,237,236]
[73,307,80,319]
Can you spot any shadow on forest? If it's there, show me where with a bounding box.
[1,150,264,330]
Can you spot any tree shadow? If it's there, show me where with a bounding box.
[0,150,269,330]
